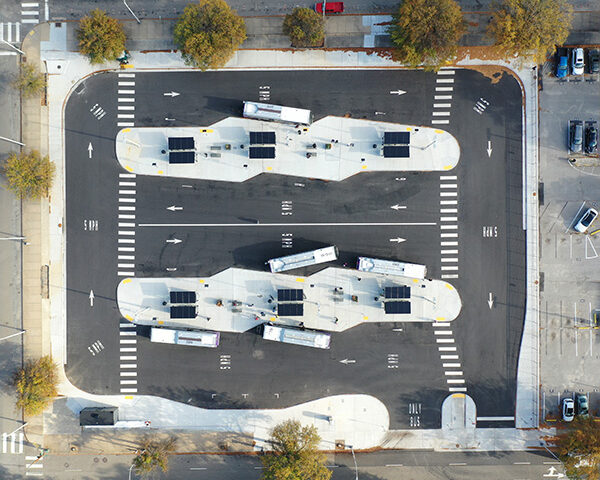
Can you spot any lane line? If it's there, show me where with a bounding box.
[138,222,438,227]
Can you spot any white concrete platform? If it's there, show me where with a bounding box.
[117,267,463,333]
[115,116,460,182]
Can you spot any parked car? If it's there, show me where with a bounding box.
[556,55,568,78]
[572,48,585,75]
[585,124,598,154]
[570,121,583,153]
[589,49,600,74]
[314,1,344,13]
[576,394,589,417]
[563,398,575,422]
[574,207,598,233]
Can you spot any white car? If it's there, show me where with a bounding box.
[563,398,575,422]
[572,48,585,75]
[574,207,598,233]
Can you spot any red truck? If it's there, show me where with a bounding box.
[314,2,344,14]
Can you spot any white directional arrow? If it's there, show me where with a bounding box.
[166,238,182,244]
[163,91,180,97]
[166,206,183,211]
[488,292,494,309]
[389,90,406,96]
[391,204,406,210]
[89,290,94,307]
[339,359,356,365]
[87,142,93,159]
[487,140,493,157]
[389,237,406,243]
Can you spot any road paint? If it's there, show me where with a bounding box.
[440,233,459,238]
[118,271,134,276]
[441,216,458,221]
[119,214,136,220]
[118,73,136,78]
[449,462,466,466]
[434,103,452,108]
[441,241,458,246]
[441,265,459,270]
[436,338,455,343]
[139,222,437,228]
[440,200,458,205]
[441,355,459,359]
[118,105,135,110]
[432,111,450,116]
[431,120,450,124]
[440,184,457,189]
[118,231,135,236]
[119,330,136,336]
[120,371,137,376]
[445,371,463,376]
[119,197,136,203]
[385,464,404,467]
[118,89,135,95]
[449,387,467,392]
[476,416,515,421]
[437,70,455,75]
[120,364,137,369]
[441,250,458,255]
[441,274,459,279]
[434,330,453,335]
[432,322,450,327]
[447,379,465,384]
[439,346,457,351]
[435,95,453,100]
[441,209,458,214]
[118,247,135,252]
[440,225,458,230]
[119,223,135,228]
[440,191,457,197]
[120,380,137,384]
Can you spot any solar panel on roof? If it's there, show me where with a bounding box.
[277,289,303,302]
[168,137,195,150]
[384,286,411,299]
[383,146,410,158]
[169,151,195,164]
[170,291,197,304]
[384,132,410,145]
[384,301,411,314]
[170,305,196,319]
[250,132,276,145]
[249,146,276,159]
[278,303,304,316]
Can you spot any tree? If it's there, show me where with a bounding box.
[12,356,58,416]
[547,417,600,480]
[3,150,55,199]
[174,0,246,71]
[387,0,466,70]
[12,63,46,99]
[132,437,177,475]
[283,8,325,48]
[261,420,331,480]
[77,9,126,64]
[488,0,573,63]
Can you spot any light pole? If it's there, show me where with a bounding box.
[349,446,359,480]
[0,38,25,55]
[128,463,135,480]
[0,330,25,342]
[0,136,25,146]
[123,0,141,24]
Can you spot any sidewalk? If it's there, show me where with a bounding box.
[20,14,541,454]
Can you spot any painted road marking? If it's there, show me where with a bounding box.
[445,371,463,376]
[441,274,459,279]
[432,111,450,116]
[440,355,459,359]
[436,338,455,343]
[435,86,454,92]
[447,379,465,384]
[441,250,459,255]
[438,346,457,351]
[431,120,450,124]
[139,222,437,227]
[435,95,452,100]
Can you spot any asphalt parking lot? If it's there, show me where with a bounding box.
[539,64,600,421]
[64,69,524,428]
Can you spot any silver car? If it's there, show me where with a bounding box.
[572,48,585,75]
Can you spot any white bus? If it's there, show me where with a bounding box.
[150,327,220,348]
[243,101,313,126]
[262,324,331,349]
[357,256,427,279]
[268,246,338,273]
